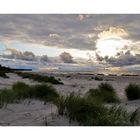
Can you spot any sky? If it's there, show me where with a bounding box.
[0,14,140,74]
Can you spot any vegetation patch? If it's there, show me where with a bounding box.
[125,83,140,100]
[0,71,9,78]
[94,76,103,81]
[0,81,139,126]
[121,74,139,76]
[0,65,13,78]
[16,72,63,84]
[0,82,59,108]
[87,83,120,103]
[56,94,138,126]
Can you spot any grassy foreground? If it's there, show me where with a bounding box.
[56,94,139,126]
[55,83,139,126]
[0,82,139,126]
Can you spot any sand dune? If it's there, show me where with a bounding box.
[0,72,140,126]
[53,73,140,101]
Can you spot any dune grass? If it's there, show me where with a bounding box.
[0,82,59,108]
[56,94,138,126]
[87,83,120,103]
[90,76,103,81]
[94,76,103,81]
[0,71,9,78]
[16,72,63,84]
[0,80,139,126]
[55,83,136,125]
[125,83,140,100]
[55,96,67,115]
[0,64,13,78]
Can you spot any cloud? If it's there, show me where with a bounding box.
[22,51,36,61]
[1,47,76,65]
[95,53,104,61]
[78,15,85,21]
[1,48,36,61]
[77,14,90,21]
[49,33,60,38]
[60,52,74,63]
[0,15,103,50]
[0,14,140,70]
[0,14,140,51]
[40,55,50,63]
[105,52,140,66]
[98,27,128,39]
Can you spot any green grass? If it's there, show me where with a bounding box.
[16,72,63,84]
[0,64,13,78]
[125,83,140,100]
[0,71,9,78]
[87,83,120,103]
[55,96,67,115]
[90,76,103,81]
[56,94,138,126]
[0,82,59,108]
[94,76,103,81]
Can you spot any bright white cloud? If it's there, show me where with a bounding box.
[98,27,128,39]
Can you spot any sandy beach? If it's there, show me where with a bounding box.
[52,73,140,100]
[0,72,140,126]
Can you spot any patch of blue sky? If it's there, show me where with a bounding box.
[10,41,63,57]
[0,43,6,54]
[10,41,94,59]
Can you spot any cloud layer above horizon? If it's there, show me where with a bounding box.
[0,14,139,73]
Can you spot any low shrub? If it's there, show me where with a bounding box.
[125,83,140,100]
[0,71,9,78]
[56,94,137,126]
[87,83,120,103]
[94,76,103,81]
[66,75,71,78]
[12,82,31,100]
[0,65,13,78]
[31,84,59,101]
[0,82,59,108]
[55,96,67,115]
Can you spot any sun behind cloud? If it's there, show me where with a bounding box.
[96,27,129,57]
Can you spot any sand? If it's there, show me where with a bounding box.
[0,100,57,126]
[0,72,140,126]
[53,73,140,101]
[0,73,39,89]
